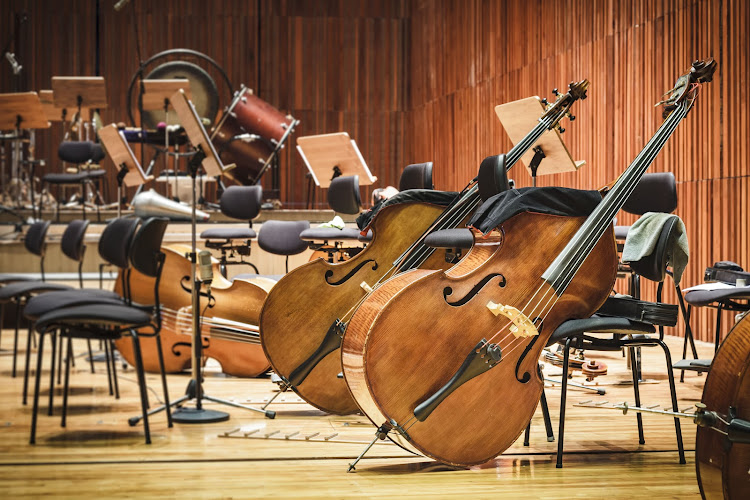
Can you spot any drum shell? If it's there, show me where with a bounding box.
[211,116,272,185]
[232,91,293,144]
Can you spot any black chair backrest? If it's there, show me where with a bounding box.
[98,217,141,268]
[328,175,361,214]
[58,141,96,164]
[628,216,680,283]
[91,143,106,163]
[24,220,51,256]
[622,172,677,215]
[399,162,434,191]
[258,220,310,256]
[60,219,90,262]
[129,218,169,278]
[477,154,510,202]
[220,185,263,221]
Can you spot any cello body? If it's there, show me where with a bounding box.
[342,212,618,465]
[115,245,274,377]
[260,201,455,415]
[696,314,750,499]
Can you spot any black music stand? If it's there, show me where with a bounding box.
[142,79,191,200]
[296,132,378,207]
[98,123,153,217]
[495,97,584,186]
[144,88,272,424]
[0,92,50,209]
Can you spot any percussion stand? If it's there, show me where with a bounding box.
[252,118,300,199]
[129,89,274,426]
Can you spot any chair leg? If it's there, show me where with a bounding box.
[30,332,46,444]
[48,330,57,416]
[12,298,22,377]
[657,339,686,464]
[154,333,172,427]
[23,324,34,405]
[540,388,554,442]
[56,332,64,385]
[109,340,120,399]
[104,340,114,396]
[713,303,723,353]
[87,339,95,373]
[556,338,573,468]
[129,330,151,444]
[679,301,695,383]
[629,347,645,444]
[61,338,73,428]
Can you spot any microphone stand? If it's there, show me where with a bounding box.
[129,145,274,427]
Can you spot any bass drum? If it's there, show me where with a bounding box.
[211,86,296,185]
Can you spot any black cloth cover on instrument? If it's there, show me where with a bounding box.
[468,186,603,236]
[356,189,459,231]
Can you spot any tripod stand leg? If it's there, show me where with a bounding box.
[202,394,275,419]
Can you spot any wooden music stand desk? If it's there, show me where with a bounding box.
[0,92,51,130]
[39,89,90,122]
[296,132,378,189]
[170,88,233,177]
[142,79,191,111]
[98,124,154,188]
[51,76,108,110]
[495,97,584,181]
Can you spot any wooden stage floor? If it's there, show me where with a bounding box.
[0,328,714,498]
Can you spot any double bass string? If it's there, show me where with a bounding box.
[158,306,262,345]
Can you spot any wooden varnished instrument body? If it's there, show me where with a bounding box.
[342,212,618,465]
[115,245,274,377]
[696,315,750,499]
[260,201,455,415]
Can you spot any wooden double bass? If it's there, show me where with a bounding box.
[342,60,717,467]
[115,245,274,378]
[259,83,586,415]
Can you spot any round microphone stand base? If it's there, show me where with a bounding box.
[171,407,229,424]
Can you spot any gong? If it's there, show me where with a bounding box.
[141,61,218,128]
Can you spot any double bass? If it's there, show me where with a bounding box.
[260,82,587,415]
[115,245,274,378]
[341,59,717,467]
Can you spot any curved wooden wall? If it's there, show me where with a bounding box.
[1,0,747,341]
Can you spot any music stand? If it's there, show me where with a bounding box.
[0,92,50,209]
[98,123,154,217]
[138,88,270,424]
[141,79,191,200]
[52,77,106,141]
[495,97,584,186]
[297,132,377,206]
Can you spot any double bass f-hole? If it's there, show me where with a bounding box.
[443,273,507,307]
[324,259,379,286]
[179,275,216,306]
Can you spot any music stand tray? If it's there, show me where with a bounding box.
[142,79,191,111]
[51,76,108,109]
[98,124,154,188]
[0,92,51,130]
[297,132,378,189]
[495,97,584,177]
[170,88,233,177]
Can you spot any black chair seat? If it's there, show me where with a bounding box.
[201,227,257,240]
[24,289,123,320]
[683,285,750,306]
[300,227,363,242]
[36,303,153,332]
[0,282,71,301]
[0,274,34,285]
[424,228,474,249]
[43,172,91,183]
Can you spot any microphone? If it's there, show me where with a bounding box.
[5,53,22,75]
[114,0,131,12]
[198,250,213,289]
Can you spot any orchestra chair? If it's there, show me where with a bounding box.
[234,220,310,281]
[29,217,172,445]
[200,185,262,278]
[674,265,750,380]
[399,161,434,191]
[300,175,366,263]
[548,216,686,468]
[0,220,75,377]
[39,141,107,222]
[21,217,142,405]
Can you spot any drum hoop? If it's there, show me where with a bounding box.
[210,86,252,141]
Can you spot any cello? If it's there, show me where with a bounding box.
[260,82,587,415]
[341,59,717,467]
[115,245,274,378]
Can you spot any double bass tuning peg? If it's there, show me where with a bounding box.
[552,88,560,96]
[541,98,548,105]
[568,114,576,121]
